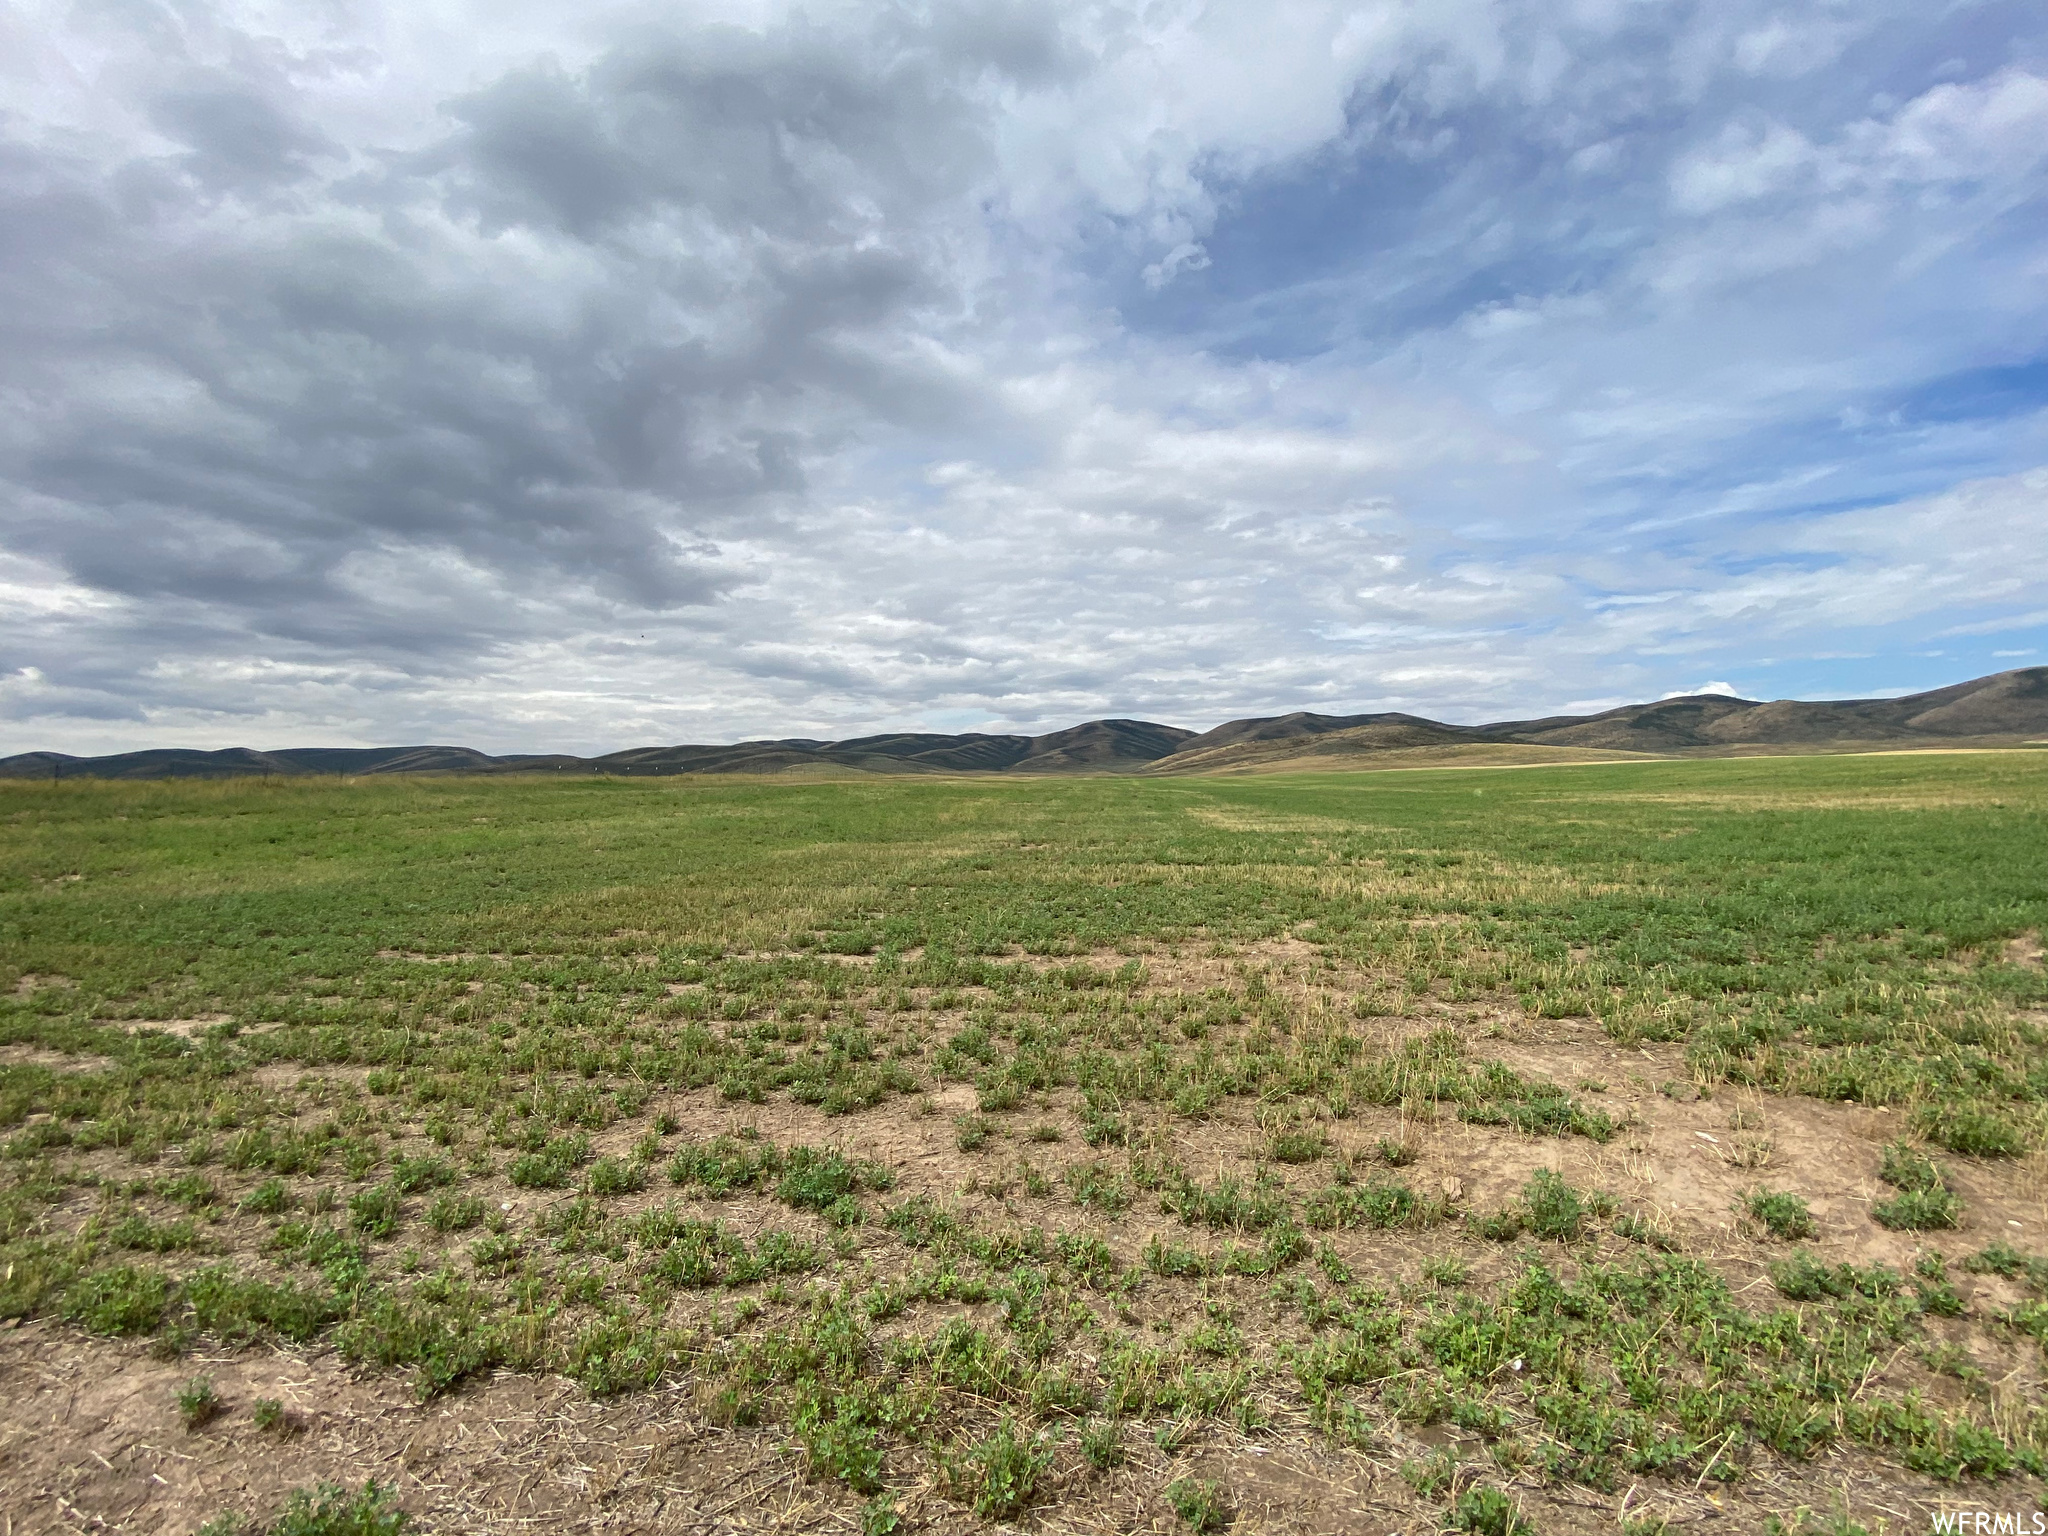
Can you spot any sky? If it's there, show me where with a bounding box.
[2,0,2045,755]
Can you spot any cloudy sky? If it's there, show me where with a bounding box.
[3,0,2045,753]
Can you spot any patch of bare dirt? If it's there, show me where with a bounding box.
[97,1015,233,1040]
[11,973,76,999]
[2,1319,2031,1536]
[0,1323,894,1536]
[0,1043,113,1073]
[2006,930,2044,970]
[1468,1027,2048,1262]
[1120,936,1367,996]
[253,1063,377,1093]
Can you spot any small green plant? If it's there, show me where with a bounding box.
[63,1265,172,1335]
[1081,1418,1124,1470]
[860,1493,902,1536]
[468,1231,523,1271]
[507,1135,591,1189]
[1470,1207,1524,1242]
[776,1146,891,1218]
[389,1155,455,1194]
[1878,1140,1945,1192]
[425,1192,486,1232]
[1523,1169,1604,1240]
[1402,1451,1457,1498]
[964,1417,1056,1521]
[1450,1485,1529,1535]
[1304,1176,1409,1229]
[177,1375,222,1429]
[1423,1254,1470,1287]
[240,1178,293,1215]
[1611,1211,1677,1250]
[253,1396,303,1435]
[586,1156,646,1197]
[1747,1189,1815,1240]
[1764,1508,1871,1536]
[269,1479,410,1535]
[1081,1107,1130,1147]
[1962,1240,2048,1286]
[340,1138,382,1182]
[954,1114,991,1151]
[1266,1127,1327,1164]
[977,1078,1023,1113]
[1769,1249,1905,1302]
[158,1172,219,1208]
[1873,1182,1962,1231]
[1912,1251,1966,1316]
[110,1213,200,1252]
[1154,1416,1198,1454]
[1914,1103,2026,1158]
[1066,1160,1132,1214]
[796,1398,885,1494]
[1143,1234,1209,1277]
[1232,1395,1270,1436]
[1375,1137,1418,1166]
[1165,1476,1230,1532]
[348,1183,402,1239]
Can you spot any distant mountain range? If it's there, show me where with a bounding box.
[5,667,2045,781]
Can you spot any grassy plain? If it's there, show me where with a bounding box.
[2,752,2047,1533]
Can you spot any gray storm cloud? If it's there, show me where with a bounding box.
[1,0,2044,752]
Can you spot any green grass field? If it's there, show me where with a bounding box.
[3,753,2046,1532]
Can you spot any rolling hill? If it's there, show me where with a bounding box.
[4,667,2042,781]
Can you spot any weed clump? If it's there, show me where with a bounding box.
[507,1134,592,1190]
[177,1374,221,1428]
[1459,1068,1617,1143]
[1867,1187,1957,1236]
[776,1146,892,1226]
[1162,1171,1290,1231]
[1305,1178,1423,1230]
[1165,1476,1230,1531]
[348,1183,402,1239]
[1769,1250,1905,1303]
[1467,1171,1615,1243]
[268,1480,410,1535]
[1451,1485,1530,1534]
[1266,1127,1327,1164]
[585,1156,646,1197]
[1066,1161,1132,1214]
[389,1155,455,1194]
[425,1192,486,1232]
[1962,1240,2048,1287]
[240,1178,293,1215]
[253,1397,302,1435]
[1914,1103,2026,1159]
[958,1417,1058,1520]
[1746,1189,1816,1240]
[1872,1143,1962,1230]
[1080,1418,1123,1469]
[63,1265,172,1335]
